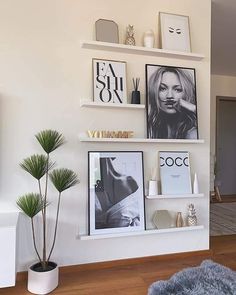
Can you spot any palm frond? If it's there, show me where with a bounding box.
[20,154,54,180]
[35,130,65,154]
[16,193,45,218]
[50,168,79,193]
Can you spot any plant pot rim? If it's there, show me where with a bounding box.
[30,261,58,272]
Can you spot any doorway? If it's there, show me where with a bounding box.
[216,96,236,198]
[210,96,236,236]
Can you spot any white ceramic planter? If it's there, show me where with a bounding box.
[28,262,59,295]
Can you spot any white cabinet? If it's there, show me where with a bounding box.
[0,212,19,288]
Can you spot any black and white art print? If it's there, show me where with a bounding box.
[93,59,127,104]
[159,12,191,52]
[146,64,198,140]
[88,151,145,235]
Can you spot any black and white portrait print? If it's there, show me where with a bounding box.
[146,64,198,140]
[88,151,145,235]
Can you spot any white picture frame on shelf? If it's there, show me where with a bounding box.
[88,151,145,235]
[159,151,192,194]
[93,58,127,104]
[159,12,191,52]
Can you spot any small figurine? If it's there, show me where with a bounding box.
[187,204,197,226]
[125,25,135,46]
[176,212,184,227]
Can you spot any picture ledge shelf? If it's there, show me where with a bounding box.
[80,100,145,109]
[146,193,204,199]
[79,137,205,144]
[79,225,204,240]
[81,40,205,60]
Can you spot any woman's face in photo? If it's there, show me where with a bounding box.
[158,71,184,114]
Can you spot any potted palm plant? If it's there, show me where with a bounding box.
[16,130,79,294]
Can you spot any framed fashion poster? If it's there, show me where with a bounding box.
[159,12,191,52]
[88,151,145,235]
[145,64,198,139]
[159,151,192,194]
[93,59,128,104]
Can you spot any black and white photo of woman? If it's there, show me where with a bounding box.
[146,65,198,139]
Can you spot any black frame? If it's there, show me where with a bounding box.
[145,64,198,140]
[88,151,146,235]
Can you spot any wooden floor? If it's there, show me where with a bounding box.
[210,202,236,236]
[1,235,236,295]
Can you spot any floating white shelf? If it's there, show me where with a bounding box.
[79,225,204,240]
[81,40,205,60]
[80,100,145,109]
[79,137,205,144]
[146,193,204,199]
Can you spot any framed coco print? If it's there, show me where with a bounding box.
[88,151,145,235]
[159,12,191,52]
[159,151,192,194]
[145,64,198,139]
[93,59,127,104]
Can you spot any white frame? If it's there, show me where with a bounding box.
[88,151,145,235]
[159,151,192,194]
[93,58,127,104]
[159,12,191,52]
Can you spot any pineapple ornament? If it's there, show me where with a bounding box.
[187,204,198,226]
[125,25,136,46]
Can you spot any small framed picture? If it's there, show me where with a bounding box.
[159,12,191,52]
[159,151,192,194]
[88,151,145,235]
[145,64,198,139]
[93,59,127,104]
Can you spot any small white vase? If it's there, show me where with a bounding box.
[143,30,155,48]
[193,173,199,194]
[28,262,59,295]
[149,180,158,196]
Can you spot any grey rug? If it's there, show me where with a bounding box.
[148,260,236,295]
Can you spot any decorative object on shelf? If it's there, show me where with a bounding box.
[159,12,191,52]
[146,64,198,139]
[16,130,79,294]
[176,212,184,227]
[148,180,158,196]
[93,58,127,104]
[159,151,192,194]
[187,203,197,226]
[148,166,158,195]
[95,19,119,43]
[131,77,140,104]
[152,210,175,229]
[193,172,199,194]
[125,25,136,46]
[87,130,134,138]
[88,151,145,235]
[143,30,155,48]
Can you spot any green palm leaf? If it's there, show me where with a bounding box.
[50,168,79,193]
[16,193,45,218]
[35,130,65,154]
[20,154,54,180]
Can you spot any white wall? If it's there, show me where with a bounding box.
[0,0,211,271]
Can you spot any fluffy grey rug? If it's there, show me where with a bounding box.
[148,260,236,295]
